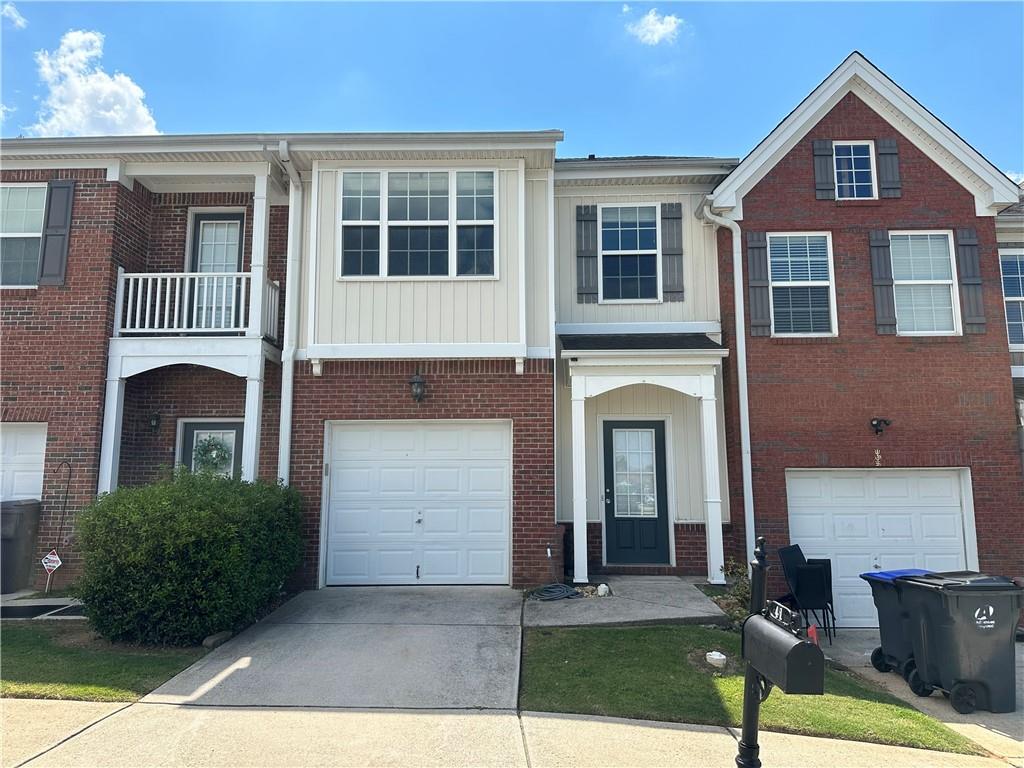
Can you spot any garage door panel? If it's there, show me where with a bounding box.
[1,423,47,502]
[786,469,969,628]
[326,422,511,586]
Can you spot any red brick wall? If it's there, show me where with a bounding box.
[289,358,558,588]
[718,92,1024,576]
[0,169,132,587]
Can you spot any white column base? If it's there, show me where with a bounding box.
[570,393,589,584]
[97,376,125,494]
[240,356,265,482]
[700,383,726,585]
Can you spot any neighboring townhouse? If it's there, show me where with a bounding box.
[997,184,1024,418]
[704,52,1023,626]
[1,52,1021,618]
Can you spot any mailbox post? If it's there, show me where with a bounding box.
[736,537,825,768]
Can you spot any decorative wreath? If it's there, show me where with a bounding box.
[192,435,232,475]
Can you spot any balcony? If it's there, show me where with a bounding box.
[114,268,281,342]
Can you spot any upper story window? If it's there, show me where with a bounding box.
[599,205,659,302]
[0,185,46,287]
[834,141,877,199]
[338,170,496,279]
[767,233,837,336]
[890,231,960,335]
[1000,249,1024,348]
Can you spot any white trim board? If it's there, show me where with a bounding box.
[709,52,1019,219]
[556,322,722,335]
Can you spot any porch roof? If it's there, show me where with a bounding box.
[559,333,724,352]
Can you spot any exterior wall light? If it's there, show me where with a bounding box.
[870,417,891,435]
[409,371,426,403]
[149,412,162,432]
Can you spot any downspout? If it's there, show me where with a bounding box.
[700,196,756,566]
[277,140,302,483]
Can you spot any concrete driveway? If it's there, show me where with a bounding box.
[144,587,523,709]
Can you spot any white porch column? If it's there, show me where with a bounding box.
[247,170,269,338]
[700,374,726,584]
[240,355,265,482]
[570,376,589,583]
[97,375,125,494]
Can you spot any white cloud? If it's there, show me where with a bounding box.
[29,29,159,137]
[621,4,631,13]
[0,103,15,124]
[626,8,682,46]
[2,2,27,29]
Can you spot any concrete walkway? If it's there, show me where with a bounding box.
[523,576,729,627]
[828,629,1024,765]
[3,700,1008,768]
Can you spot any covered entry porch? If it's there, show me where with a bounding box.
[560,334,729,584]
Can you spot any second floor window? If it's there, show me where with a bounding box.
[599,205,659,301]
[1001,249,1024,348]
[339,170,496,278]
[890,232,960,335]
[834,141,876,199]
[0,185,46,287]
[767,233,837,335]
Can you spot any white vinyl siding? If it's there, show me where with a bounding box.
[0,185,46,287]
[890,231,960,335]
[1000,249,1024,349]
[767,233,837,336]
[833,141,877,200]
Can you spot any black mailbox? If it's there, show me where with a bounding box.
[741,611,825,695]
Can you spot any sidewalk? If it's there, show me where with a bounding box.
[3,699,1009,768]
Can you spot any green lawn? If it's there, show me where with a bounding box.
[1,621,204,702]
[520,625,980,755]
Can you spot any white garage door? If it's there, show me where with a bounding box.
[1,423,47,501]
[786,469,971,628]
[324,421,511,585]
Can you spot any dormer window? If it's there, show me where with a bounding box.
[833,141,877,199]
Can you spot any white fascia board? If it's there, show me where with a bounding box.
[561,348,729,361]
[554,162,737,183]
[710,52,1019,219]
[300,342,529,360]
[0,157,133,189]
[124,161,271,178]
[556,322,722,335]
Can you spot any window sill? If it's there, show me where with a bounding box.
[763,335,842,345]
[0,285,39,290]
[598,298,664,305]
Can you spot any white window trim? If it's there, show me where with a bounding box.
[999,247,1024,352]
[889,230,962,337]
[174,418,244,470]
[335,168,500,282]
[766,231,839,338]
[0,182,47,289]
[833,140,878,201]
[182,207,247,272]
[596,203,663,304]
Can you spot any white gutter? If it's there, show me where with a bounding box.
[700,197,756,566]
[277,141,303,483]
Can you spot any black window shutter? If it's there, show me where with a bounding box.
[955,228,985,334]
[876,139,902,199]
[36,179,75,286]
[661,202,684,302]
[576,205,598,303]
[869,230,897,334]
[813,140,836,200]
[747,231,771,337]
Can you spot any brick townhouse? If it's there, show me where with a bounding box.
[1,52,1020,627]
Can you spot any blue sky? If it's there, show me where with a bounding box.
[2,2,1022,175]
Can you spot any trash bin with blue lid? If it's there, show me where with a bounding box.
[860,568,932,676]
[896,571,1023,714]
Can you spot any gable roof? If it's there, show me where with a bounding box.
[709,52,1019,220]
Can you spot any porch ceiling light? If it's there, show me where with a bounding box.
[409,371,426,403]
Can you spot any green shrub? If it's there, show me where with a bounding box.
[76,471,303,646]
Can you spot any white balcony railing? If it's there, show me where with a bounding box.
[115,270,280,342]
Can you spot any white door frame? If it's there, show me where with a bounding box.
[318,418,515,589]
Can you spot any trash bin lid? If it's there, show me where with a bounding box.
[860,568,932,583]
[896,571,1024,592]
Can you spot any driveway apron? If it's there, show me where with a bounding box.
[144,587,523,709]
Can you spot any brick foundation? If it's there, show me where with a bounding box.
[718,92,1024,577]
[559,521,720,579]
[288,358,558,588]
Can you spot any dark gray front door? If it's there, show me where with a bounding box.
[603,420,670,564]
[179,421,243,479]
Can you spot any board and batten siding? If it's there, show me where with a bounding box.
[555,186,720,324]
[307,162,544,348]
[555,381,730,525]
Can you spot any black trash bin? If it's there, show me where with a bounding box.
[1,499,42,594]
[860,568,932,676]
[897,571,1023,714]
